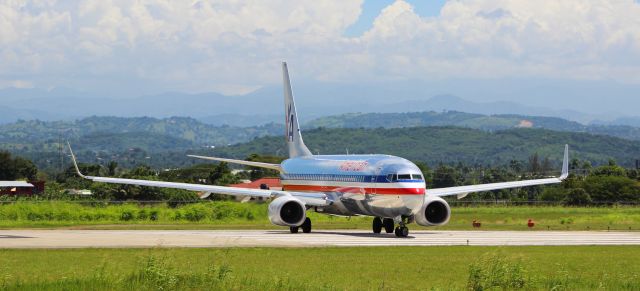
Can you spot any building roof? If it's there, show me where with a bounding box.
[229,177,281,189]
[0,181,34,188]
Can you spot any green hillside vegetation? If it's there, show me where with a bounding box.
[7,126,640,174]
[307,111,640,140]
[0,116,281,150]
[4,114,640,171]
[211,127,640,167]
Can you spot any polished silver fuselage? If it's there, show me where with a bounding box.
[280,154,426,217]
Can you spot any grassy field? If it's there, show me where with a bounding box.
[0,246,639,290]
[1,201,640,231]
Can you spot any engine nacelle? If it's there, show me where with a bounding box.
[268,196,307,227]
[415,196,451,227]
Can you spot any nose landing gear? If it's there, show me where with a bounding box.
[394,226,409,237]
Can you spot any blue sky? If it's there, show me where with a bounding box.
[1,0,640,118]
[345,0,447,36]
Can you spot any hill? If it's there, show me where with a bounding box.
[11,126,640,171]
[306,111,640,141]
[0,116,281,149]
[209,127,640,167]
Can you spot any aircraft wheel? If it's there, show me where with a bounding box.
[383,218,394,233]
[290,226,299,233]
[394,226,409,237]
[372,217,383,234]
[301,218,312,233]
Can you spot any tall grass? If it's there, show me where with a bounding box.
[0,201,269,225]
[1,201,640,230]
[1,247,639,290]
[2,253,324,291]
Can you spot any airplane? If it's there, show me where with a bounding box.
[68,62,569,237]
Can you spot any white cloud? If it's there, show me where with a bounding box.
[0,0,639,95]
[353,0,640,82]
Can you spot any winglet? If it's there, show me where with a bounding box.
[67,142,87,178]
[560,144,569,180]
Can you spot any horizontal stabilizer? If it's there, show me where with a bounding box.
[187,155,282,171]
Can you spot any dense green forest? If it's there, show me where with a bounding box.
[10,126,640,173]
[210,127,640,167]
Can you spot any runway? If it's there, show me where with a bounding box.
[1,230,640,248]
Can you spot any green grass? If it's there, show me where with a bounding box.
[0,246,639,290]
[1,201,640,231]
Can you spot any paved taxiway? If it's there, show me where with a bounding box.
[1,230,640,248]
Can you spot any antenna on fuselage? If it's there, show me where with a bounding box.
[282,62,312,158]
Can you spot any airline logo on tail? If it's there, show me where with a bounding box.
[286,104,294,142]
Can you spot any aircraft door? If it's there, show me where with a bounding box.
[369,167,381,195]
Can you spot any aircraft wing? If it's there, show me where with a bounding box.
[67,144,329,207]
[428,145,569,199]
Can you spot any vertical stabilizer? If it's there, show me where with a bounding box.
[282,62,312,157]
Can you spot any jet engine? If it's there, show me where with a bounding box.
[415,196,451,227]
[268,196,306,227]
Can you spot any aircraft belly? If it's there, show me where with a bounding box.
[318,192,423,218]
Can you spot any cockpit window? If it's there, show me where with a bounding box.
[412,174,423,181]
[397,174,412,180]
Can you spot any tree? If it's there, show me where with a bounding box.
[107,161,118,176]
[528,153,541,175]
[591,165,627,177]
[0,151,38,181]
[207,162,239,186]
[433,164,460,188]
[541,157,552,175]
[245,154,283,180]
[582,176,640,203]
[509,160,523,174]
[563,188,592,206]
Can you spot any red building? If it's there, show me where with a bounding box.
[0,181,45,196]
[229,177,282,190]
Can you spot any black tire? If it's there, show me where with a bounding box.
[301,218,312,233]
[383,218,394,233]
[290,226,299,233]
[401,227,409,237]
[395,226,409,237]
[372,217,383,234]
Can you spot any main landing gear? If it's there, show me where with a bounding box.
[290,218,312,234]
[372,217,409,237]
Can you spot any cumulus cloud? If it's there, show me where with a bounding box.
[355,0,640,82]
[0,0,639,95]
